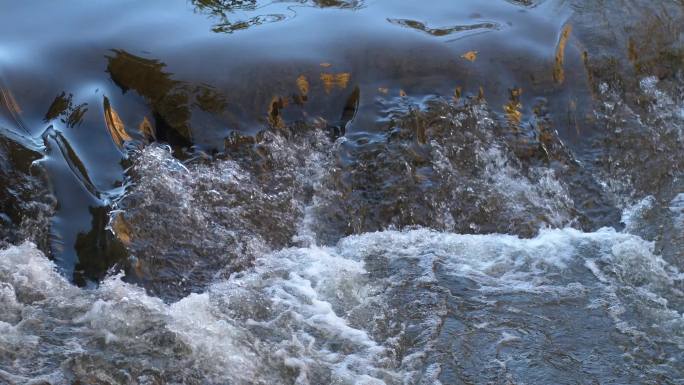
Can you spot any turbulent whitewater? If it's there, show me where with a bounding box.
[2,225,682,384]
[1,0,684,384]
[2,74,684,384]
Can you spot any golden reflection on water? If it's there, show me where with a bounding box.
[553,24,572,84]
[320,72,351,94]
[461,50,478,62]
[503,87,523,127]
[103,97,132,150]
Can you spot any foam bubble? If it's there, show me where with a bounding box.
[1,225,682,383]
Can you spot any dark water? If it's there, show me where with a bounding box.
[0,0,683,384]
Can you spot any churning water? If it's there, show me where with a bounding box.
[1,0,683,384]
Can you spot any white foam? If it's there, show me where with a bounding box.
[620,195,656,231]
[481,146,573,227]
[670,193,684,228]
[1,225,682,383]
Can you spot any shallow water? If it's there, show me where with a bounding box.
[1,227,683,384]
[1,0,683,384]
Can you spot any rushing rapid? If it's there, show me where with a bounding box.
[1,0,683,384]
[1,226,682,384]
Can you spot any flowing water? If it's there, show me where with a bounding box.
[0,0,683,384]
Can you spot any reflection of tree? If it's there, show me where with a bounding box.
[44,92,88,128]
[106,49,227,146]
[308,0,363,8]
[191,0,363,33]
[387,18,499,37]
[503,0,538,7]
[194,0,257,12]
[73,206,128,286]
[193,0,260,33]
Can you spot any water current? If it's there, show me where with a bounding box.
[0,0,683,384]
